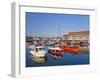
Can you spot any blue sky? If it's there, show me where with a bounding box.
[26,12,89,37]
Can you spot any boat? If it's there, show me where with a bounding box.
[63,47,79,54]
[48,43,64,58]
[48,46,63,55]
[28,44,47,58]
[59,43,79,55]
[45,40,55,46]
[47,19,64,57]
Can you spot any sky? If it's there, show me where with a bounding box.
[26,12,89,37]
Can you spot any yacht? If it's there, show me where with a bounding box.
[28,44,47,58]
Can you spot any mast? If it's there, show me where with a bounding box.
[56,19,60,42]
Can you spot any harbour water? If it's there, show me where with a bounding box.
[26,44,89,67]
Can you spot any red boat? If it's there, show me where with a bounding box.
[59,44,79,54]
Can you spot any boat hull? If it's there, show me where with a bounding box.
[30,51,46,58]
[63,47,79,54]
[48,48,63,55]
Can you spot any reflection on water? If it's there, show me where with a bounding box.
[26,43,89,67]
[30,55,46,64]
[26,47,89,67]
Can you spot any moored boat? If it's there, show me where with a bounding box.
[48,45,64,58]
[48,46,63,54]
[28,44,47,58]
[59,44,79,54]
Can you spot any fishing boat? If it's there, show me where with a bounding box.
[59,43,79,54]
[47,19,64,58]
[48,46,63,55]
[28,44,47,58]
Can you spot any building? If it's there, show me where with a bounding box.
[63,31,89,41]
[63,31,90,48]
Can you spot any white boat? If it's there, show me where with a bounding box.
[29,45,47,58]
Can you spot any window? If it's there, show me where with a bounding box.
[36,48,38,52]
